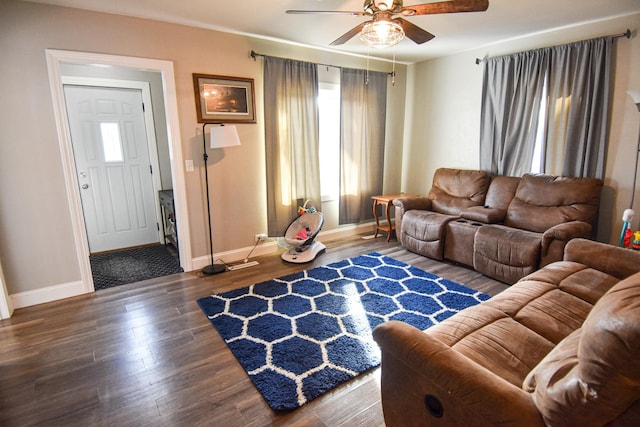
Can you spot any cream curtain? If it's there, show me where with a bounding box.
[339,68,387,224]
[264,56,321,235]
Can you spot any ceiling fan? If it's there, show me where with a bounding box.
[287,0,489,48]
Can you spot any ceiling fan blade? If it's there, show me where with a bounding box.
[401,0,489,16]
[395,18,435,44]
[330,22,367,46]
[286,10,366,16]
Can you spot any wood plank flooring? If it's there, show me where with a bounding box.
[0,234,508,426]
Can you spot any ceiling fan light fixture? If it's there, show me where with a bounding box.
[359,18,404,48]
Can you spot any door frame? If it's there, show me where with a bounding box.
[46,49,192,295]
[62,77,165,249]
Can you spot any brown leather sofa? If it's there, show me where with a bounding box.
[373,239,640,426]
[394,168,603,283]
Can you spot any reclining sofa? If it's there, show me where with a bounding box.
[373,238,640,426]
[394,168,603,283]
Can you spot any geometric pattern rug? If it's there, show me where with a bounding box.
[197,252,489,411]
[90,244,183,290]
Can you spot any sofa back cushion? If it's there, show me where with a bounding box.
[523,272,640,426]
[485,175,521,211]
[428,168,490,215]
[504,174,603,233]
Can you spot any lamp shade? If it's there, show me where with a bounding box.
[210,125,241,149]
[628,90,640,111]
[360,18,404,49]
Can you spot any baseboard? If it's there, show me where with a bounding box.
[9,223,378,309]
[11,280,89,309]
[317,222,375,240]
[190,222,375,271]
[192,241,280,271]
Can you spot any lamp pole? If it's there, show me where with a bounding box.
[629,97,640,210]
[620,92,640,247]
[201,122,226,275]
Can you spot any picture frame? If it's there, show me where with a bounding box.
[192,73,256,123]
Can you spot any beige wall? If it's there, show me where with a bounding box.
[0,0,406,297]
[1,0,636,306]
[403,13,640,244]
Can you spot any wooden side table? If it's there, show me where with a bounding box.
[371,194,417,242]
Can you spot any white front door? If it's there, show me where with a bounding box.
[64,85,160,253]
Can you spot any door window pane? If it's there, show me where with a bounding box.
[100,122,124,162]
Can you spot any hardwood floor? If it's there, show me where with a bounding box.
[0,233,508,426]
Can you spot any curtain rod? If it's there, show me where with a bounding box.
[250,50,395,77]
[475,29,632,65]
[250,50,339,70]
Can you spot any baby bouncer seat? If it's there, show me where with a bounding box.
[281,200,326,263]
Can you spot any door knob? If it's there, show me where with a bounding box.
[79,172,87,178]
[81,184,89,189]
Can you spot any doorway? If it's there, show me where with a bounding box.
[46,49,192,295]
[64,83,162,252]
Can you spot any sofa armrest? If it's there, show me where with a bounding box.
[564,238,640,280]
[460,206,506,224]
[393,196,432,212]
[393,197,431,246]
[373,321,544,427]
[539,221,592,266]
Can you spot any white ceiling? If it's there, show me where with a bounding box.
[24,0,640,63]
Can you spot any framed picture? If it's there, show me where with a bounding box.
[193,74,256,123]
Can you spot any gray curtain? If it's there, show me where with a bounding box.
[547,37,612,179]
[264,56,321,236]
[479,50,548,176]
[339,68,387,224]
[480,36,613,179]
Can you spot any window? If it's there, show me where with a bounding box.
[100,122,124,162]
[530,80,548,174]
[318,82,340,201]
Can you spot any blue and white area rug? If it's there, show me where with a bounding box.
[197,252,489,411]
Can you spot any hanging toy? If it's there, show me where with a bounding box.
[619,209,635,248]
[297,203,317,215]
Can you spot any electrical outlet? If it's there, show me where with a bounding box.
[255,233,268,243]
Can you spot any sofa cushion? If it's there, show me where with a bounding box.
[523,272,640,426]
[485,277,593,345]
[444,219,483,266]
[428,168,490,215]
[518,260,621,306]
[401,210,457,259]
[473,225,541,283]
[460,206,505,223]
[427,304,555,388]
[504,174,603,233]
[485,175,521,211]
[457,176,520,223]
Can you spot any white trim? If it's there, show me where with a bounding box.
[61,76,165,245]
[45,49,191,303]
[191,222,375,270]
[317,222,375,241]
[10,281,88,310]
[0,258,13,319]
[192,241,279,270]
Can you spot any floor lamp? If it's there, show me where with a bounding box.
[620,90,640,247]
[201,123,241,274]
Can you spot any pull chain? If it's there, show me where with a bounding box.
[392,50,396,86]
[366,46,370,85]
